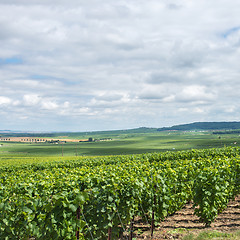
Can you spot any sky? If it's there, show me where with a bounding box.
[0,0,240,132]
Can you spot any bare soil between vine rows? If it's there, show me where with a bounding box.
[131,195,240,239]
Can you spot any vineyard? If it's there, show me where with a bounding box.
[1,147,240,239]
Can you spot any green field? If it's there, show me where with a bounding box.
[1,130,240,156]
[1,127,240,239]
[1,147,240,239]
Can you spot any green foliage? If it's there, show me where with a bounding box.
[0,173,88,240]
[193,166,235,226]
[1,129,240,156]
[1,147,240,239]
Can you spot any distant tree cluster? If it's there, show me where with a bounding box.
[157,122,240,131]
[0,133,55,138]
[212,130,240,134]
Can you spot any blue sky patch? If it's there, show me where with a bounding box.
[222,27,240,38]
[31,75,51,80]
[0,57,23,65]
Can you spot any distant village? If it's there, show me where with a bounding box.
[0,137,92,143]
[0,136,112,144]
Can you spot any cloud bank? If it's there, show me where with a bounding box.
[0,0,240,131]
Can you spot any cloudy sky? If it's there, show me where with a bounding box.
[0,0,240,131]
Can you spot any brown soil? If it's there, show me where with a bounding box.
[130,195,240,239]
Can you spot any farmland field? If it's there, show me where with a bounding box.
[1,130,240,156]
[1,130,240,239]
[1,146,240,239]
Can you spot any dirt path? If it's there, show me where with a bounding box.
[132,195,240,239]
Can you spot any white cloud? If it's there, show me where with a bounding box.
[162,95,175,103]
[63,101,70,108]
[0,96,11,105]
[41,100,58,110]
[19,116,28,120]
[23,94,41,106]
[193,107,206,114]
[223,105,237,113]
[0,0,240,131]
[177,85,217,103]
[138,84,171,100]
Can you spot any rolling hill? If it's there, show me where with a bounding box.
[157,121,240,131]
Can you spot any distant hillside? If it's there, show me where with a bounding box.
[0,127,157,138]
[157,122,240,131]
[0,130,12,133]
[66,127,158,137]
[2,123,240,136]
